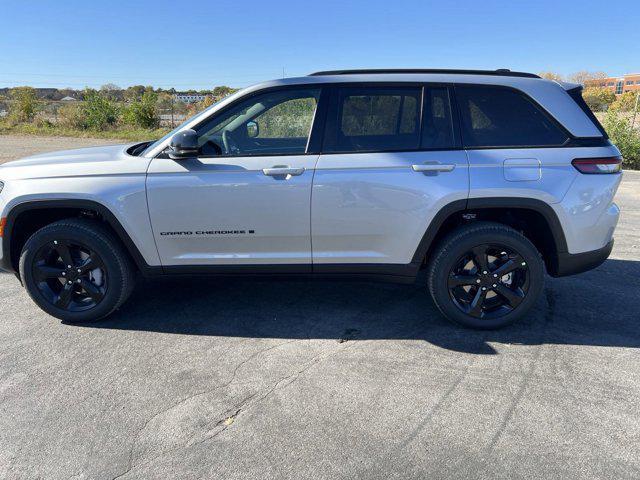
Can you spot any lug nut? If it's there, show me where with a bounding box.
[53,240,58,245]
[493,274,498,278]
[62,272,66,276]
[476,279,481,284]
[482,270,488,275]
[67,265,72,269]
[482,287,487,291]
[77,269,81,273]
[76,279,82,284]
[521,262,526,266]
[67,281,72,285]
[492,284,497,287]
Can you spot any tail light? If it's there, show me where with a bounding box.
[572,156,622,174]
[0,218,6,238]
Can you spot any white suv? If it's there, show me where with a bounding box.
[0,69,622,329]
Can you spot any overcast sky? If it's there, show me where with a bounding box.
[1,0,637,90]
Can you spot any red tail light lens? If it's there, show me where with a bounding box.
[572,156,622,174]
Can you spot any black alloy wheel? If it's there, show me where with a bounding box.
[447,244,529,320]
[20,218,135,322]
[32,239,107,312]
[427,222,544,329]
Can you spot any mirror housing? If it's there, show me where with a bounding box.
[246,120,259,138]
[168,129,199,160]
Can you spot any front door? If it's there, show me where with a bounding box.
[147,87,322,268]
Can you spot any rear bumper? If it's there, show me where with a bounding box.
[550,239,613,277]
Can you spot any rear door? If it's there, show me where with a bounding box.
[311,84,469,271]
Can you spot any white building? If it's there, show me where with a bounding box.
[173,93,207,104]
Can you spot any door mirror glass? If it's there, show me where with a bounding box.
[246,120,259,138]
[168,129,199,160]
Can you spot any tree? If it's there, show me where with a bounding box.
[123,85,146,102]
[212,86,238,99]
[9,86,38,122]
[582,87,616,112]
[569,71,607,85]
[538,71,564,81]
[100,83,122,101]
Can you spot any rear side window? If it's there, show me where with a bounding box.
[456,86,569,148]
[323,86,458,153]
[324,86,421,153]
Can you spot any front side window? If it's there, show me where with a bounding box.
[324,86,422,153]
[456,86,568,148]
[195,88,320,156]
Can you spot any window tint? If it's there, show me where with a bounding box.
[195,88,320,156]
[325,87,421,152]
[421,88,457,149]
[456,86,568,148]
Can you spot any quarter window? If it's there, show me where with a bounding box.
[456,86,568,148]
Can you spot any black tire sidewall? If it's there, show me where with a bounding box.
[429,225,544,329]
[20,222,129,323]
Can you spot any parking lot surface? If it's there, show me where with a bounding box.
[1,136,639,479]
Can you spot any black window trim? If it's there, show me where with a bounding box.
[319,82,463,156]
[158,81,609,160]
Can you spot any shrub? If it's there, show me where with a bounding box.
[582,87,616,112]
[603,110,640,169]
[122,91,159,129]
[9,86,38,122]
[58,103,87,129]
[609,91,639,113]
[81,89,119,130]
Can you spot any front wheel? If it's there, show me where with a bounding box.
[19,219,136,323]
[427,222,544,329]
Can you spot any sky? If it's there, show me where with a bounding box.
[0,0,638,90]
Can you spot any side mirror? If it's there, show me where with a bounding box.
[246,120,259,138]
[168,129,199,160]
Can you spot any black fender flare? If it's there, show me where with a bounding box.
[1,199,154,274]
[411,197,568,268]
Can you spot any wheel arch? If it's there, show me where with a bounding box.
[1,199,153,275]
[413,197,568,276]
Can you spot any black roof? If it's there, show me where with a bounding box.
[308,69,540,79]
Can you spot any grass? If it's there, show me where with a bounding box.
[0,121,170,142]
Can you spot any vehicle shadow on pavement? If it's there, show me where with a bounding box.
[73,258,640,355]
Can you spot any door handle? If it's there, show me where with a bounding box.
[411,164,456,173]
[263,166,305,177]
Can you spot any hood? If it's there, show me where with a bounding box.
[0,143,152,180]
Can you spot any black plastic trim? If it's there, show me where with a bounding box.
[552,240,613,277]
[466,197,569,253]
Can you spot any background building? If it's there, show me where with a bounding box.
[585,73,640,94]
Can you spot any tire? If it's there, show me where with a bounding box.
[427,222,544,329]
[19,218,136,323]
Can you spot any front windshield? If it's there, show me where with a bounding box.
[140,96,229,156]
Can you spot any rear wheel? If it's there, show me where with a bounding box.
[427,222,544,329]
[19,219,135,322]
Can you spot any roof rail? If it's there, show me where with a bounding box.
[308,69,540,79]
